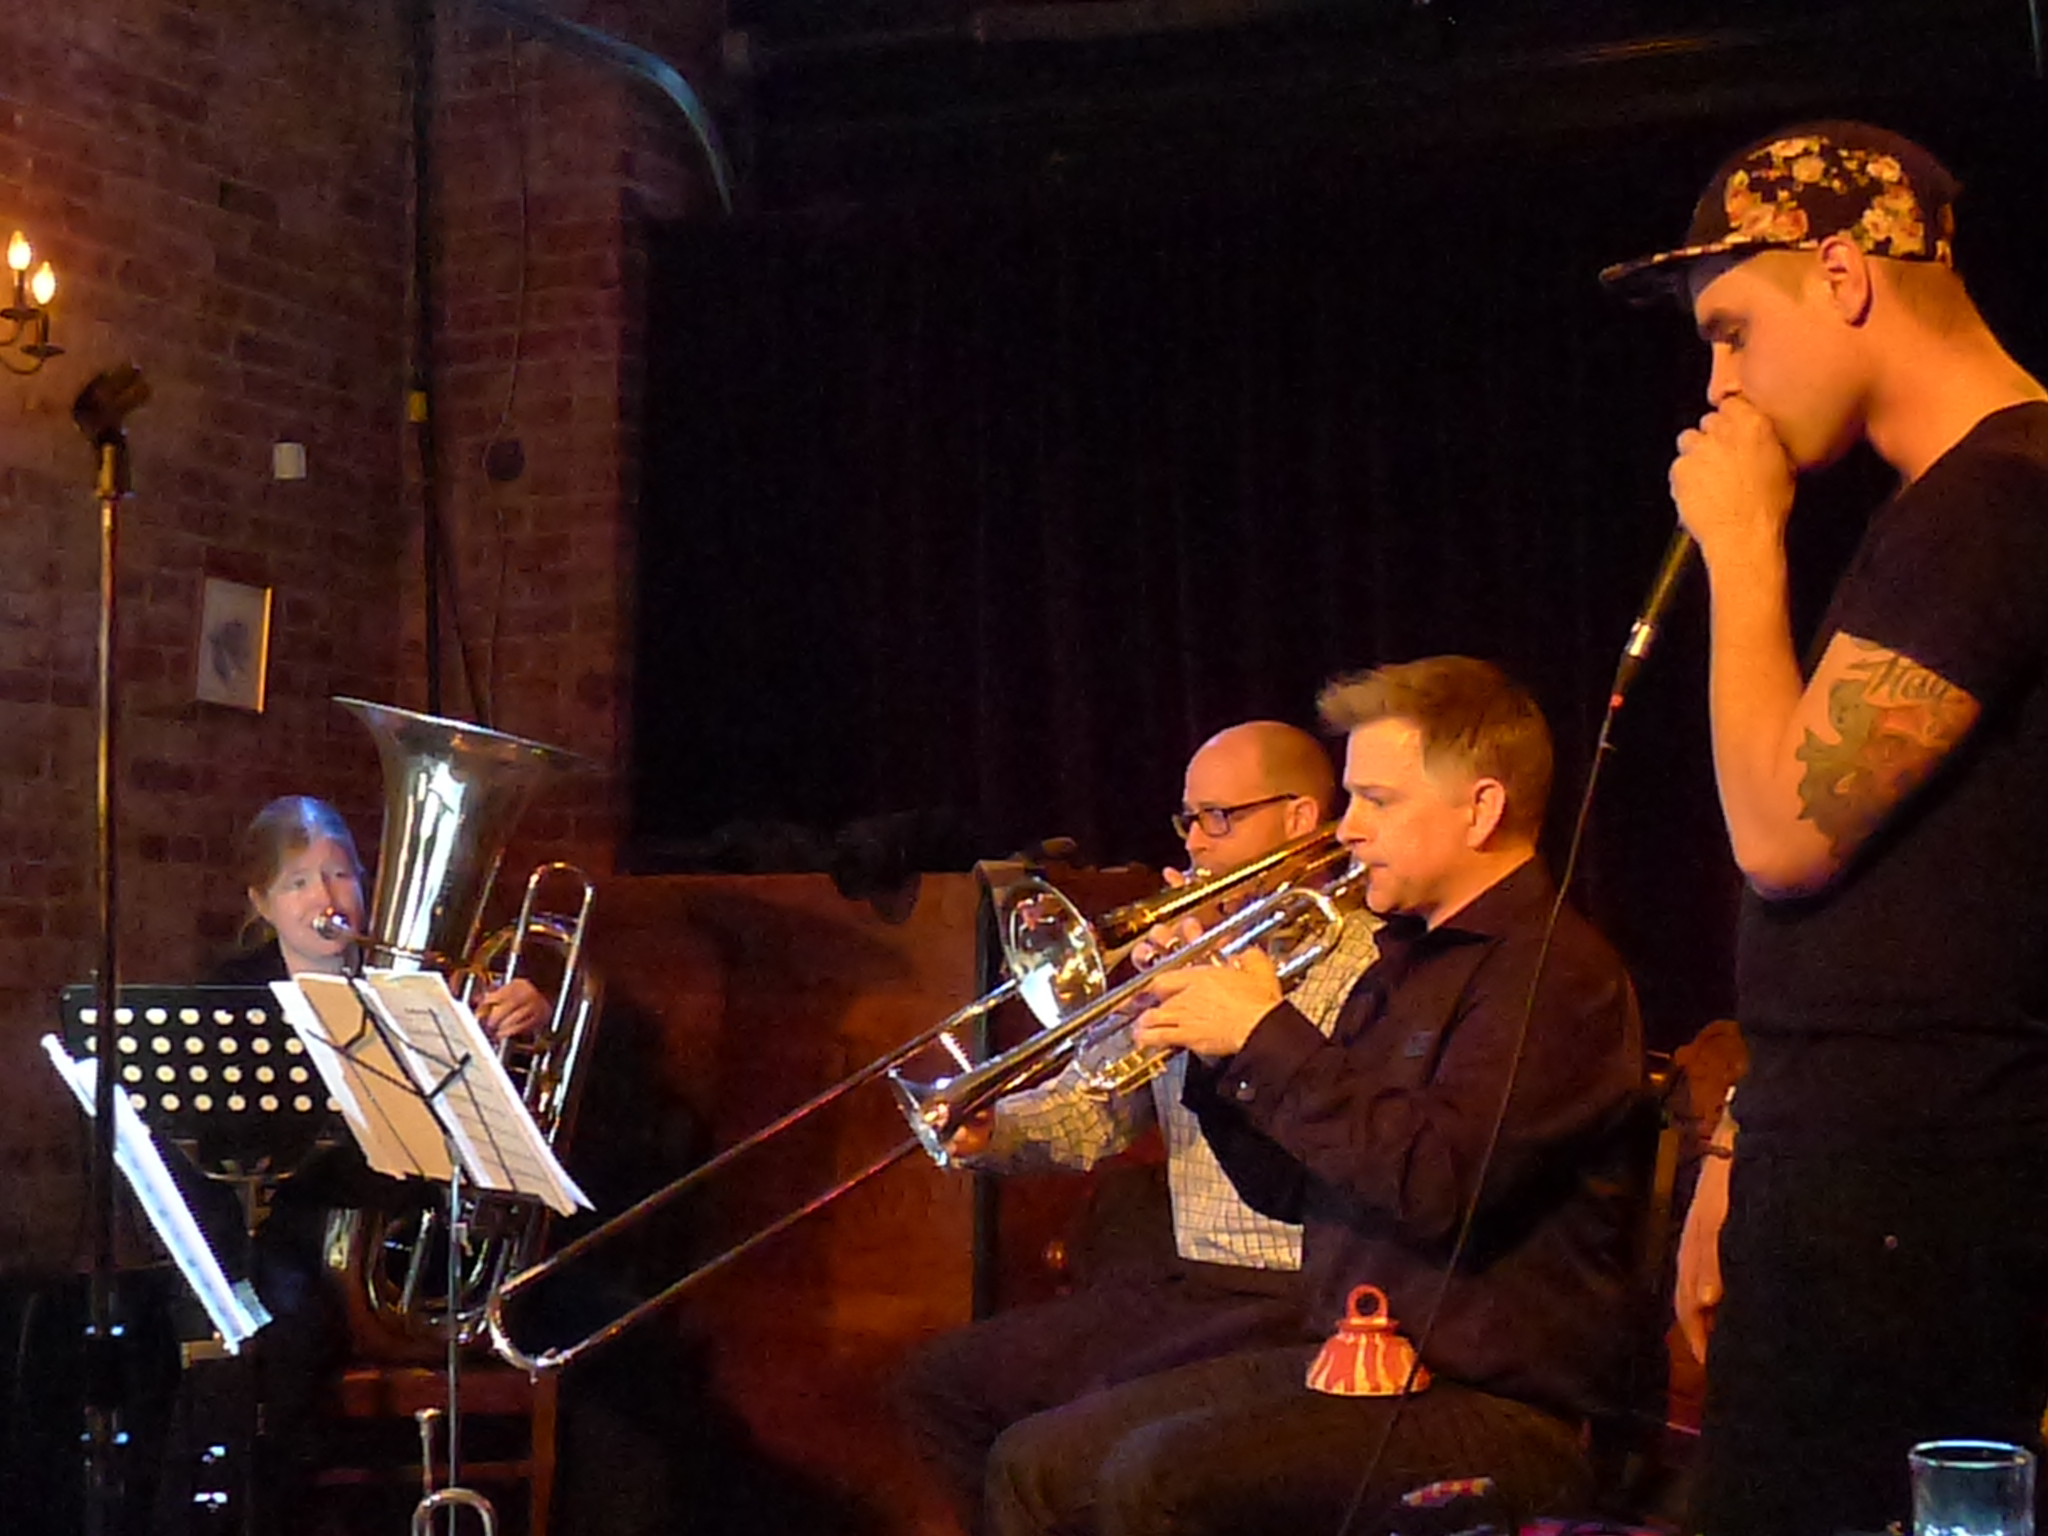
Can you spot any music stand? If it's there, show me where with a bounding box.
[59,985,338,1228]
[41,1036,271,1352]
[42,1031,275,1535]
[58,983,344,1536]
[273,969,588,1505]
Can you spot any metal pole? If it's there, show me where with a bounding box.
[73,362,149,1536]
[412,0,444,716]
[446,1161,463,1510]
[82,438,124,1536]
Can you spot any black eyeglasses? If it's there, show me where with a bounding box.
[1171,794,1296,841]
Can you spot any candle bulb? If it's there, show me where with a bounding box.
[2,231,60,370]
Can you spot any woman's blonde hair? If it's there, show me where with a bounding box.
[233,795,364,946]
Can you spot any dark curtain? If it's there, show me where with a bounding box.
[633,86,2048,1047]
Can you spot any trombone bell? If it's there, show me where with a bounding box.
[887,877,1108,1165]
[887,1073,959,1167]
[993,880,1109,1029]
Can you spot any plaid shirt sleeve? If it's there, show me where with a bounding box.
[954,909,1381,1204]
[953,1049,1154,1174]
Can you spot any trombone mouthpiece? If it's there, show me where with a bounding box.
[313,909,358,943]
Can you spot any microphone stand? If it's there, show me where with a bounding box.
[75,364,150,1536]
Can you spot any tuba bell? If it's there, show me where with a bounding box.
[321,697,601,1354]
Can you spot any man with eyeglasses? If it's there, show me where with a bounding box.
[893,720,1383,1536]
[983,658,1645,1536]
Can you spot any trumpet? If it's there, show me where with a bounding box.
[888,838,1363,1157]
[1072,859,1370,1098]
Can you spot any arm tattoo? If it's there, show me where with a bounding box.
[1793,646,1974,858]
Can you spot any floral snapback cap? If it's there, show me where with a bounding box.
[1600,120,1959,302]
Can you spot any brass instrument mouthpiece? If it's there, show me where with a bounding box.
[312,909,357,943]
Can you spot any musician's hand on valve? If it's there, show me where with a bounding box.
[1131,869,1203,969]
[1133,947,1282,1061]
[475,978,548,1042]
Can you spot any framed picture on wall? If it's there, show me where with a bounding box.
[194,577,273,712]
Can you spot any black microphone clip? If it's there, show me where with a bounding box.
[72,364,151,448]
[1609,528,1697,708]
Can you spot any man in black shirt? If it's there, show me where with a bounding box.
[983,657,1644,1536]
[1603,122,2048,1535]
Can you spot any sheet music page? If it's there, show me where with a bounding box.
[354,970,591,1217]
[41,1036,272,1352]
[272,976,453,1182]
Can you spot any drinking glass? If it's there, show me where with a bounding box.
[1910,1439,2036,1536]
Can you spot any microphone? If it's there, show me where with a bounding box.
[1609,527,1697,707]
[71,364,151,446]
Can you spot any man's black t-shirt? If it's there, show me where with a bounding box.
[1737,401,2048,1143]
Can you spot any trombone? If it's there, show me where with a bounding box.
[483,828,1346,1376]
[483,871,1117,1374]
[1087,825,1340,950]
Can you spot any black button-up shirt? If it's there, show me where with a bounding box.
[1184,858,1645,1421]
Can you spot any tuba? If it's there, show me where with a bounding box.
[322,697,600,1354]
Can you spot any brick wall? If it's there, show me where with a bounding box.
[0,0,413,1263]
[0,0,720,1267]
[408,2,722,891]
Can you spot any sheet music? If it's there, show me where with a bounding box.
[41,1036,271,1353]
[271,976,453,1182]
[327,970,589,1217]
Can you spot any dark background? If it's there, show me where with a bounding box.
[630,0,2048,1048]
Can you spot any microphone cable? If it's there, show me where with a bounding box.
[1330,540,1689,1536]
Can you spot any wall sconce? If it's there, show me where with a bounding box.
[4,230,62,375]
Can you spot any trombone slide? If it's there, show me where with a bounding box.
[481,831,1351,1377]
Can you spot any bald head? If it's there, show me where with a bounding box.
[1177,720,1337,874]
[1193,721,1338,814]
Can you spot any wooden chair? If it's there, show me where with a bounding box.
[1580,1061,1691,1526]
[311,1361,558,1536]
